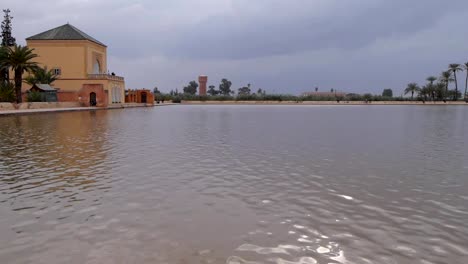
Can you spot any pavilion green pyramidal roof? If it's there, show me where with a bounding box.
[26,23,106,47]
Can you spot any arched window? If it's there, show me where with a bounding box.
[93,59,101,74]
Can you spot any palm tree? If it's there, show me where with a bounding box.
[3,45,39,103]
[463,62,468,100]
[449,63,463,100]
[420,85,432,101]
[404,83,420,100]
[426,84,436,101]
[426,76,437,101]
[435,82,446,101]
[440,71,453,99]
[25,66,58,86]
[426,76,437,85]
[0,46,9,84]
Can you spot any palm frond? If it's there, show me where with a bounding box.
[404,83,420,94]
[25,66,59,85]
[6,45,39,73]
[449,63,462,72]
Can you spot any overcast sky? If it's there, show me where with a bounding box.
[6,0,468,95]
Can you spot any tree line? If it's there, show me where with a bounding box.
[405,63,468,102]
[153,78,271,103]
[162,78,266,97]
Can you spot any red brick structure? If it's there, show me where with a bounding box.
[22,84,109,107]
[198,75,207,96]
[78,84,108,107]
[56,92,80,102]
[125,89,154,104]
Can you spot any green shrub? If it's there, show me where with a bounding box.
[0,82,15,102]
[210,95,234,101]
[155,92,419,102]
[27,91,44,102]
[302,95,335,101]
[171,96,182,103]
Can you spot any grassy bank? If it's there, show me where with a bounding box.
[180,100,468,105]
[156,94,414,103]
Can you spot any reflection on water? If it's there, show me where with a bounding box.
[1,106,468,264]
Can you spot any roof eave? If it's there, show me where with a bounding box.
[25,38,107,47]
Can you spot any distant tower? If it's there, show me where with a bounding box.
[199,75,207,96]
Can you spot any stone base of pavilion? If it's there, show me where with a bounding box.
[0,102,174,116]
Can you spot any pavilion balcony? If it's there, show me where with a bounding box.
[87,74,124,82]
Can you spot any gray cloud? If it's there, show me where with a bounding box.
[5,0,468,94]
[161,0,468,59]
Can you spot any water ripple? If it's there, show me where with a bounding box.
[0,106,468,263]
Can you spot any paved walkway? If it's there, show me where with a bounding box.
[0,107,99,116]
[0,103,175,116]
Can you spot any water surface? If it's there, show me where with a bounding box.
[1,105,467,264]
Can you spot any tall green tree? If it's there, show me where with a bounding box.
[426,84,435,101]
[425,76,437,101]
[183,80,198,95]
[448,63,463,100]
[207,85,218,96]
[24,66,58,85]
[440,71,453,99]
[426,76,437,85]
[382,88,393,97]
[463,62,468,100]
[1,9,15,46]
[0,46,8,83]
[404,83,420,100]
[434,82,447,101]
[363,93,373,101]
[238,83,251,95]
[153,86,160,94]
[1,45,39,103]
[219,78,232,95]
[419,85,430,101]
[1,9,16,83]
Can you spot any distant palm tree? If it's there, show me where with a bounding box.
[1,45,39,103]
[419,85,429,101]
[464,62,468,100]
[426,76,437,85]
[449,64,463,100]
[435,82,446,101]
[440,71,453,99]
[404,83,420,100]
[427,84,436,101]
[25,66,58,85]
[426,76,437,101]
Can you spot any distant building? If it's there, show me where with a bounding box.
[199,75,207,96]
[23,24,125,107]
[125,89,154,104]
